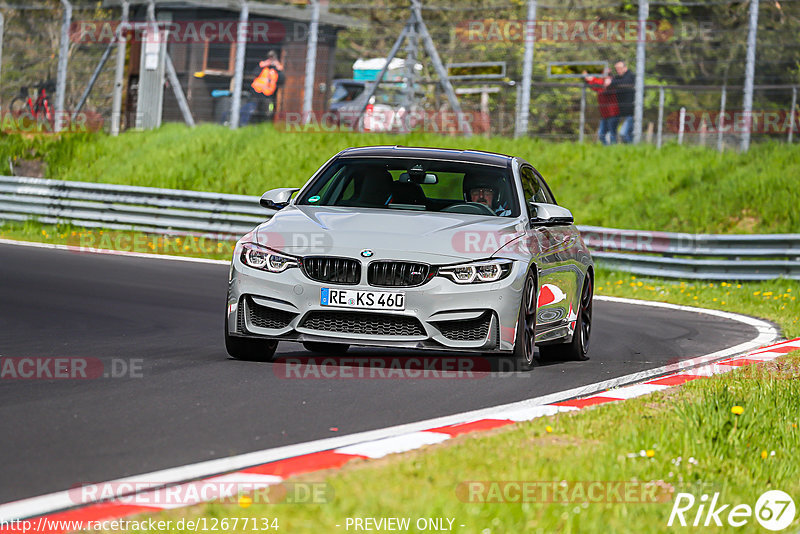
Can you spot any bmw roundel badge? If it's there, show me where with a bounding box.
[361,249,374,258]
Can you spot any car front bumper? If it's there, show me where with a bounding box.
[226,253,527,353]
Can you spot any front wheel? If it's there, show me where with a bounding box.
[512,270,539,370]
[224,315,278,361]
[540,275,592,361]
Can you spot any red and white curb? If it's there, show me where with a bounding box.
[2,334,796,533]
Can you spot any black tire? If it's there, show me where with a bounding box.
[303,342,350,354]
[224,315,278,361]
[540,274,593,361]
[512,270,539,370]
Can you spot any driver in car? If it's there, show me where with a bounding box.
[463,175,512,216]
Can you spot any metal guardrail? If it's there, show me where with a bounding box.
[0,175,798,280]
[578,226,800,280]
[0,175,267,237]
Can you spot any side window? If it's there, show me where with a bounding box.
[521,166,548,203]
[532,169,557,205]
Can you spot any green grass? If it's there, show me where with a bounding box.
[98,352,800,534]
[593,270,800,339]
[1,125,799,232]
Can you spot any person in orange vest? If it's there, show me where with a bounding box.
[242,50,284,125]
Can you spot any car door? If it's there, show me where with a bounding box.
[520,165,582,340]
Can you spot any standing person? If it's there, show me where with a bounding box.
[606,61,635,143]
[583,68,619,145]
[242,50,284,125]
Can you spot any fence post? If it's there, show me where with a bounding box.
[717,86,727,152]
[678,107,685,144]
[230,0,248,130]
[55,0,73,133]
[656,86,664,148]
[302,0,320,124]
[111,1,129,136]
[579,85,585,143]
[0,13,5,95]
[741,0,759,152]
[515,0,537,138]
[788,86,796,144]
[633,0,648,144]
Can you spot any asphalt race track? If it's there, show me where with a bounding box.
[0,242,760,504]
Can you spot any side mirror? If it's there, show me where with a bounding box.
[260,188,299,210]
[529,202,574,226]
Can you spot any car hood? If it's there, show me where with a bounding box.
[252,205,526,263]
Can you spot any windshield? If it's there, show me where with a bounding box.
[297,158,519,217]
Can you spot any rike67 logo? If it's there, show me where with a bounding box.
[668,490,795,531]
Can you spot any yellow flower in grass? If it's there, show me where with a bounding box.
[545,425,553,433]
[761,450,768,460]
[646,449,655,458]
[731,406,744,415]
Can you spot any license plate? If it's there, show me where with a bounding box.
[320,288,405,311]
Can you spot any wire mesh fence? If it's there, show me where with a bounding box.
[0,0,796,148]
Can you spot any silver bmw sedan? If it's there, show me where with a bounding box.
[225,146,593,368]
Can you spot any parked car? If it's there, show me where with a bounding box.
[329,79,421,133]
[225,146,594,368]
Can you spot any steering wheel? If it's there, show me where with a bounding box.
[440,202,496,216]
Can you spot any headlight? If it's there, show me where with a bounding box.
[240,243,298,273]
[437,259,513,284]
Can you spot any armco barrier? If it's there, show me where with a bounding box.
[1,175,798,280]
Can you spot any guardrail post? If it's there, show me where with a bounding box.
[55,0,73,133]
[656,86,664,148]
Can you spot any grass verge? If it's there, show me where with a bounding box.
[1,125,799,233]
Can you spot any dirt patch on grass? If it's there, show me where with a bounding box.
[727,208,761,233]
[12,158,45,177]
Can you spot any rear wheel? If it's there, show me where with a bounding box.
[224,315,278,361]
[540,275,592,361]
[303,342,350,354]
[512,270,539,370]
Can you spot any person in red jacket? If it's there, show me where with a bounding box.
[583,68,619,145]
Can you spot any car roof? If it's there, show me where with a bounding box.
[337,146,514,168]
